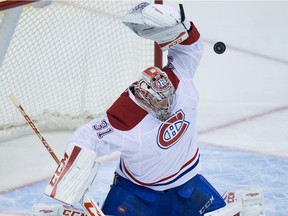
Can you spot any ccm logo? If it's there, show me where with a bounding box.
[169,37,183,48]
[84,202,103,216]
[63,209,85,216]
[39,210,54,213]
[246,192,259,197]
[49,153,68,186]
[199,196,214,214]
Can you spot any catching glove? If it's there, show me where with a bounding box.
[123,3,191,51]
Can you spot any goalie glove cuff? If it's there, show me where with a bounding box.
[153,23,189,51]
[180,22,200,45]
[182,19,192,32]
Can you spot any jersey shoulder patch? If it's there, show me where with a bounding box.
[107,90,148,131]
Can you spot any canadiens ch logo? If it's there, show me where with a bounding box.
[157,110,190,149]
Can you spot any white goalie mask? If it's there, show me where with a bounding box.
[134,66,176,121]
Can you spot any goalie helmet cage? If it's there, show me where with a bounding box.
[0,0,163,142]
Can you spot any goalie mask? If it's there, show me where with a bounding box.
[134,67,176,121]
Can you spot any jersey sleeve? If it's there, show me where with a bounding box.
[165,22,203,80]
[67,115,123,158]
[67,90,147,158]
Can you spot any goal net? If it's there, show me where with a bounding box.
[0,0,162,142]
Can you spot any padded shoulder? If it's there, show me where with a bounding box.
[107,90,148,131]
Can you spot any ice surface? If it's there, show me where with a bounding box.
[1,145,287,215]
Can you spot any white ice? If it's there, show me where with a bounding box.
[1,1,288,216]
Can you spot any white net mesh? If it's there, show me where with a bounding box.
[0,0,157,141]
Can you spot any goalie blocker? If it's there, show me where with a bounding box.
[44,145,99,205]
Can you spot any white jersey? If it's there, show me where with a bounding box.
[69,25,203,191]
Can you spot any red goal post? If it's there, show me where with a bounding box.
[0,0,162,141]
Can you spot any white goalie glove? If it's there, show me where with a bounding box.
[123,2,191,51]
[44,144,99,205]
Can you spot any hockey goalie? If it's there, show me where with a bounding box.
[33,2,264,216]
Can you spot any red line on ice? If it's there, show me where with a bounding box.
[198,105,288,135]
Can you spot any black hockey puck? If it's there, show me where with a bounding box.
[214,41,226,54]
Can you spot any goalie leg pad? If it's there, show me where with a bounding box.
[45,145,99,205]
[235,188,264,216]
[32,203,85,216]
[204,188,265,216]
[204,201,242,216]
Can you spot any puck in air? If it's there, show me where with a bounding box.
[214,41,226,54]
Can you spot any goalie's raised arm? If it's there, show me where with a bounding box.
[123,2,191,51]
